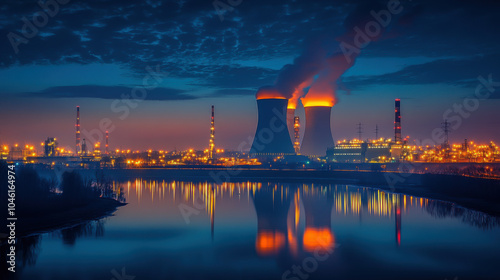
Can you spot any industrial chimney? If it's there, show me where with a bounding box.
[287,108,295,143]
[300,105,334,157]
[105,130,109,154]
[294,116,300,154]
[395,99,401,143]
[209,105,215,162]
[76,106,81,155]
[250,95,295,156]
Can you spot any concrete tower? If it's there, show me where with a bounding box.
[250,98,295,156]
[395,99,402,143]
[294,116,300,154]
[300,106,334,156]
[209,105,215,162]
[287,108,295,143]
[76,106,81,154]
[105,131,109,154]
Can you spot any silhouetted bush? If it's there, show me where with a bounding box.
[0,161,55,215]
[61,170,99,204]
[0,161,122,217]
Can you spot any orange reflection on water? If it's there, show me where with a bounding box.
[256,231,286,256]
[303,227,335,253]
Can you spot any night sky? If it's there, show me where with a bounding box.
[1,0,499,151]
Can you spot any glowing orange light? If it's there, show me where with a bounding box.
[255,231,285,256]
[257,96,287,100]
[256,87,286,100]
[303,228,335,253]
[301,99,334,108]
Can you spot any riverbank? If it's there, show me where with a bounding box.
[2,198,126,239]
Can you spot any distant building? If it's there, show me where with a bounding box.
[44,137,58,157]
[8,146,23,160]
[327,140,393,163]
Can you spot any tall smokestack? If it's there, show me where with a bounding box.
[300,106,334,156]
[209,105,215,162]
[76,106,80,155]
[81,138,87,156]
[287,108,295,142]
[105,131,109,154]
[287,78,314,140]
[250,92,294,156]
[294,116,300,154]
[395,99,401,143]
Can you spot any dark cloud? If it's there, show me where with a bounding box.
[21,85,198,100]
[209,88,255,97]
[344,54,500,98]
[186,65,278,88]
[344,54,500,87]
[1,0,500,97]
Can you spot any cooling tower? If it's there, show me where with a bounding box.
[300,106,334,156]
[250,98,295,155]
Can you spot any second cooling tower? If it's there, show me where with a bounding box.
[250,98,295,156]
[300,106,334,156]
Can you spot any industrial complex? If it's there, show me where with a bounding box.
[1,96,499,172]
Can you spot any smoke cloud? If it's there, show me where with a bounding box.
[255,38,328,100]
[257,2,394,107]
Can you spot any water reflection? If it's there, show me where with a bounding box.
[0,235,41,279]
[424,200,500,229]
[122,179,500,254]
[0,219,106,278]
[52,220,106,246]
[253,186,292,256]
[4,180,500,279]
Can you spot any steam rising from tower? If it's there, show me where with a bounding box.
[252,3,391,157]
[287,78,313,141]
[76,106,80,155]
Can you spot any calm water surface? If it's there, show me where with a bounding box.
[14,179,500,280]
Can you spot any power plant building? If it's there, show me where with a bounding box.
[327,141,392,163]
[44,137,58,157]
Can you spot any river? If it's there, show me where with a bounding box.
[12,179,500,280]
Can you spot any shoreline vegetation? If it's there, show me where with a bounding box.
[0,161,126,240]
[15,198,126,238]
